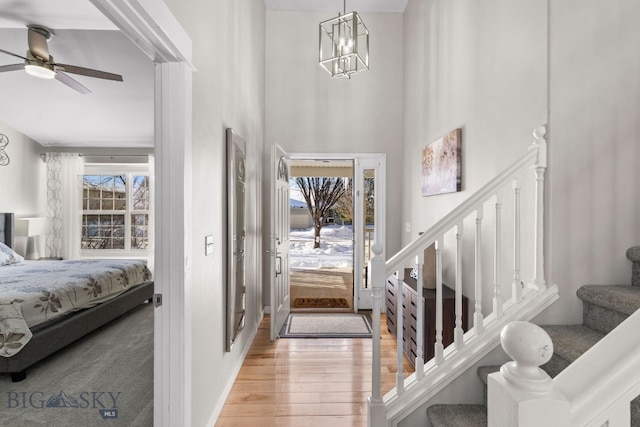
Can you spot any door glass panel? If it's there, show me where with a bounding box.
[363,168,375,289]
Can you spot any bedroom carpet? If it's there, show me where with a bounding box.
[279,313,373,338]
[0,303,153,427]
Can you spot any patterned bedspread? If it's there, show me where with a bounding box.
[0,259,151,357]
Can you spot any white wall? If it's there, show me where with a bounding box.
[160,1,266,426]
[399,0,640,424]
[402,0,547,239]
[541,0,640,325]
[0,121,47,227]
[400,0,547,423]
[402,0,547,322]
[264,10,404,254]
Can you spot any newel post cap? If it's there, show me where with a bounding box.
[500,321,554,394]
[627,246,640,262]
[371,243,383,257]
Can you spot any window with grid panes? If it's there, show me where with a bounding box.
[81,171,150,253]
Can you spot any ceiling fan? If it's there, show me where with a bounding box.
[0,25,123,94]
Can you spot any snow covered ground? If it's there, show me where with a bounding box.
[289,225,353,269]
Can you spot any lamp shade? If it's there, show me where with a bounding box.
[15,217,50,237]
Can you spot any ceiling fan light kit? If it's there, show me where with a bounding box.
[0,25,123,94]
[24,51,56,79]
[319,0,369,79]
[24,64,56,79]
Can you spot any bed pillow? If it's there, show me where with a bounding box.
[0,241,24,265]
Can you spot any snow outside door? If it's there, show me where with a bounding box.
[270,144,291,340]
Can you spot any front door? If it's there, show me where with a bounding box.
[270,143,291,340]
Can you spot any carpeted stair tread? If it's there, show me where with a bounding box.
[540,324,605,366]
[477,365,501,385]
[577,285,640,316]
[427,404,487,427]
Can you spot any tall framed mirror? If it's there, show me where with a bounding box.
[226,128,246,351]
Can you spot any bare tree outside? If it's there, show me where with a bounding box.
[333,177,375,225]
[295,177,347,248]
[333,179,353,224]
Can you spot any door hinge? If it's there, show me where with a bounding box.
[153,293,163,308]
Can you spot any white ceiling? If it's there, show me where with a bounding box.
[0,0,406,149]
[265,0,408,13]
[0,1,153,148]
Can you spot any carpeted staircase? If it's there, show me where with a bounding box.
[427,246,640,426]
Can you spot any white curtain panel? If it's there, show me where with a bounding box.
[147,153,155,274]
[45,153,83,260]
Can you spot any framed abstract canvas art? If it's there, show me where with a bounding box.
[421,128,462,196]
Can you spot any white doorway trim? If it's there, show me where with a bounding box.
[288,152,386,312]
[90,1,194,426]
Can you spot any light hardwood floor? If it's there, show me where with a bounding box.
[215,314,414,427]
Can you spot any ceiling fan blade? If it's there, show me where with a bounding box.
[0,48,27,61]
[27,28,50,61]
[0,63,24,73]
[54,63,123,82]
[55,71,91,94]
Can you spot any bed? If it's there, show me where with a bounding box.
[0,213,154,382]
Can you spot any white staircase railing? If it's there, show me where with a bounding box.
[489,311,640,426]
[368,126,559,427]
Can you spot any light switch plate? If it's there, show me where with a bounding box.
[205,235,214,255]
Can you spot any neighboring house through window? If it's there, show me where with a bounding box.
[82,162,151,258]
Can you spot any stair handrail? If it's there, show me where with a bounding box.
[489,310,640,426]
[554,308,640,426]
[386,141,541,278]
[368,125,554,427]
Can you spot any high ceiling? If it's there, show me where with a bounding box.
[265,0,408,13]
[0,0,406,149]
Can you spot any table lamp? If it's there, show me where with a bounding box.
[15,217,50,260]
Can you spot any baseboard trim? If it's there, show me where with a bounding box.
[206,310,263,426]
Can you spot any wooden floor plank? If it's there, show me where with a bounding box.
[215,314,413,427]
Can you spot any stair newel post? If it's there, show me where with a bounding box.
[415,251,425,378]
[435,238,444,364]
[454,222,464,349]
[395,268,405,394]
[530,125,547,292]
[493,194,504,318]
[488,321,570,427]
[474,206,484,334]
[512,178,522,303]
[367,243,386,427]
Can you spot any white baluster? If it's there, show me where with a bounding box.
[395,269,404,394]
[455,221,464,348]
[474,206,484,334]
[435,238,444,364]
[415,252,425,378]
[512,178,522,303]
[367,243,385,427]
[493,194,503,318]
[530,125,547,292]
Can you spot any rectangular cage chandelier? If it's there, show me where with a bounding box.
[319,1,369,79]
